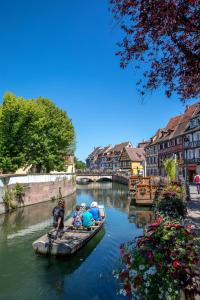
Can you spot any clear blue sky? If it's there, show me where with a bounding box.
[0,0,198,161]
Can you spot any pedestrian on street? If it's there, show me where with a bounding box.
[194,173,200,194]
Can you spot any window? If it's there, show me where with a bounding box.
[190,118,197,128]
[188,150,194,159]
[194,132,200,141]
[177,137,182,145]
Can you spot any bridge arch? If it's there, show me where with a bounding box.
[96,177,112,182]
[76,174,113,183]
[76,177,94,184]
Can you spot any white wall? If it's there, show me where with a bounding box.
[0,173,74,203]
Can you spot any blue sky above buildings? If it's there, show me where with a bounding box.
[0,0,198,161]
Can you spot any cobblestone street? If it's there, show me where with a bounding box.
[188,185,200,232]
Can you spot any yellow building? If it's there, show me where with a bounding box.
[120,147,145,176]
[131,161,144,176]
[15,156,75,174]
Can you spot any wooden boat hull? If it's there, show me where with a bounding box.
[32,206,105,256]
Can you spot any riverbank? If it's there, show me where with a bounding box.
[0,173,76,214]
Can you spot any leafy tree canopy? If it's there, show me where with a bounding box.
[0,92,75,173]
[110,0,200,100]
[75,157,86,170]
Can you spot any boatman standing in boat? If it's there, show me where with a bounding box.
[52,199,65,237]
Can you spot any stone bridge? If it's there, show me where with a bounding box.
[76,174,112,183]
[76,171,129,184]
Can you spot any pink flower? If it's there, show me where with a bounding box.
[120,271,129,279]
[173,260,180,268]
[120,248,124,256]
[120,244,125,256]
[147,251,153,259]
[124,283,131,295]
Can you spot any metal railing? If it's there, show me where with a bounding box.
[76,169,131,177]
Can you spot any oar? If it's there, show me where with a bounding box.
[47,229,58,255]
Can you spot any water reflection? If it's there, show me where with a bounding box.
[129,205,154,228]
[0,182,130,242]
[77,182,130,213]
[44,227,105,274]
[0,194,76,242]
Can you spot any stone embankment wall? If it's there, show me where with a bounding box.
[0,173,76,215]
[112,174,129,185]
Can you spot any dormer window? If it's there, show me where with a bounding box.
[168,129,174,135]
[161,130,167,137]
[190,118,198,128]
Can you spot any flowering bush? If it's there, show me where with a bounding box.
[156,195,187,219]
[155,183,187,219]
[114,217,200,300]
[162,184,186,200]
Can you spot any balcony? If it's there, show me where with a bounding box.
[185,158,200,164]
[184,140,200,149]
[159,144,183,154]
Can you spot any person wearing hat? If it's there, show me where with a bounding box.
[52,199,65,233]
[90,202,101,221]
[80,203,86,212]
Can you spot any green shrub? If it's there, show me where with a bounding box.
[156,195,187,219]
[10,200,17,209]
[14,183,24,204]
[164,158,176,181]
[3,189,14,209]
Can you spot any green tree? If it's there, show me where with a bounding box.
[164,158,176,181]
[75,157,86,170]
[0,92,75,173]
[0,93,34,172]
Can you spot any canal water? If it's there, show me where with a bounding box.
[0,182,152,300]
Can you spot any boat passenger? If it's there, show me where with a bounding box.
[52,199,65,234]
[80,202,86,212]
[82,206,94,228]
[90,201,102,221]
[72,205,83,227]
